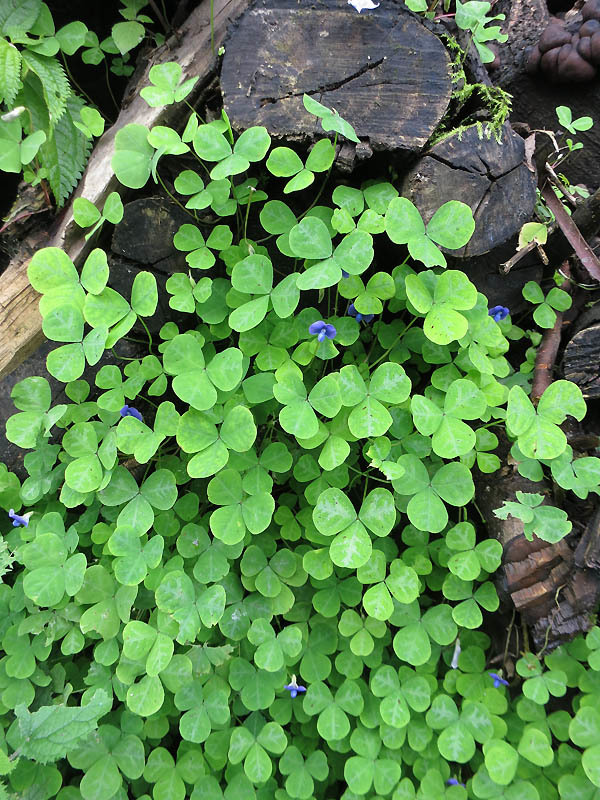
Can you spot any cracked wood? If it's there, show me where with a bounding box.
[402,124,537,257]
[220,0,452,154]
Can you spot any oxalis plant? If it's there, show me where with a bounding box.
[1,61,600,800]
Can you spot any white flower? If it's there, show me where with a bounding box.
[348,0,380,12]
[1,106,26,122]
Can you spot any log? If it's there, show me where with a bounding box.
[575,504,600,570]
[401,123,537,258]
[0,254,171,476]
[111,197,190,273]
[489,0,549,87]
[0,0,250,382]
[220,0,452,156]
[562,322,600,398]
[475,433,598,650]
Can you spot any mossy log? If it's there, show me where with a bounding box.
[220,0,452,156]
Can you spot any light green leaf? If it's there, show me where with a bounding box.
[329,521,372,569]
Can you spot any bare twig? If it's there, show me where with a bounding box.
[500,240,538,274]
[148,0,170,34]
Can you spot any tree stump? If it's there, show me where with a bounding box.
[220,0,452,156]
[490,0,549,87]
[401,124,537,258]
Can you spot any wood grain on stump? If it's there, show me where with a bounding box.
[220,0,452,155]
[402,124,537,257]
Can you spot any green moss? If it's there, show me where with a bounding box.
[429,34,512,147]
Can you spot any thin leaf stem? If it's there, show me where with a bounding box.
[60,53,105,119]
[347,464,390,484]
[103,59,120,115]
[299,133,338,219]
[156,171,196,219]
[137,315,154,353]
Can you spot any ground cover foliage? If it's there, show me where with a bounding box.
[0,0,164,206]
[2,61,600,800]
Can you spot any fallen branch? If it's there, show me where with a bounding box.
[531,261,572,401]
[541,183,600,283]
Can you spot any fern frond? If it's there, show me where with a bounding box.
[21,50,70,128]
[0,38,21,106]
[0,0,42,38]
[38,93,91,207]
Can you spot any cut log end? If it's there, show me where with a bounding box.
[402,124,537,257]
[220,0,452,155]
[562,322,600,398]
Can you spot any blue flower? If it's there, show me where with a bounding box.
[284,675,306,699]
[348,303,374,324]
[341,269,350,279]
[446,778,466,787]
[9,509,33,527]
[309,321,337,342]
[120,405,143,422]
[489,671,509,688]
[488,305,509,322]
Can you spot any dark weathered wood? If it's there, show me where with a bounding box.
[0,0,250,381]
[531,263,572,401]
[401,124,537,257]
[531,570,599,651]
[575,505,600,569]
[475,432,597,650]
[562,322,600,398]
[493,0,600,188]
[220,0,452,156]
[541,183,600,283]
[491,0,549,87]
[544,187,600,273]
[111,197,190,273]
